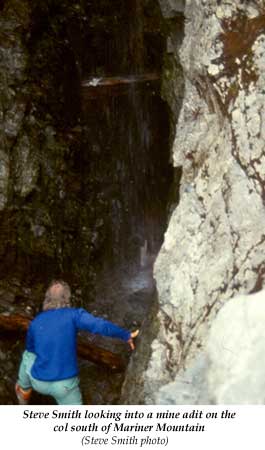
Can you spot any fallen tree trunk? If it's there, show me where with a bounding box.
[82,73,160,87]
[82,73,160,98]
[0,313,126,372]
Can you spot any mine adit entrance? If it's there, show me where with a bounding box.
[76,0,175,404]
[0,0,183,404]
[81,0,173,322]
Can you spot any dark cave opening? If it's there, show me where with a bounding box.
[79,0,175,331]
[0,0,184,404]
[73,1,178,403]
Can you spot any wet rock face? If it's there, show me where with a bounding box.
[0,1,29,209]
[0,0,170,297]
[0,0,105,296]
[132,0,265,404]
[0,0,116,403]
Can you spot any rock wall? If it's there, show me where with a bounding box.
[207,289,265,404]
[0,0,108,311]
[126,0,265,404]
[0,1,30,209]
[0,0,171,312]
[0,1,106,402]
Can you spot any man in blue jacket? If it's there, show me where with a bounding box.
[15,280,138,405]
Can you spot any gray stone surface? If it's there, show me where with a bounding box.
[207,289,265,404]
[125,0,265,404]
[0,151,9,210]
[0,5,29,209]
[155,353,211,404]
[13,134,39,198]
[158,0,185,17]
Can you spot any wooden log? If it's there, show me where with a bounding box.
[0,313,30,333]
[82,73,160,87]
[82,73,160,99]
[0,313,126,372]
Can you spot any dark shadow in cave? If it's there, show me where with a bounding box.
[76,0,184,403]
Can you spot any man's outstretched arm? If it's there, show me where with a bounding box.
[75,308,138,349]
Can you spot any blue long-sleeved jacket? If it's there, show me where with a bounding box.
[26,308,130,381]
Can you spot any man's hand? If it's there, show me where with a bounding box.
[128,330,139,350]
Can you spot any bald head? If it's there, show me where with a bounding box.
[50,282,64,298]
[43,280,71,311]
